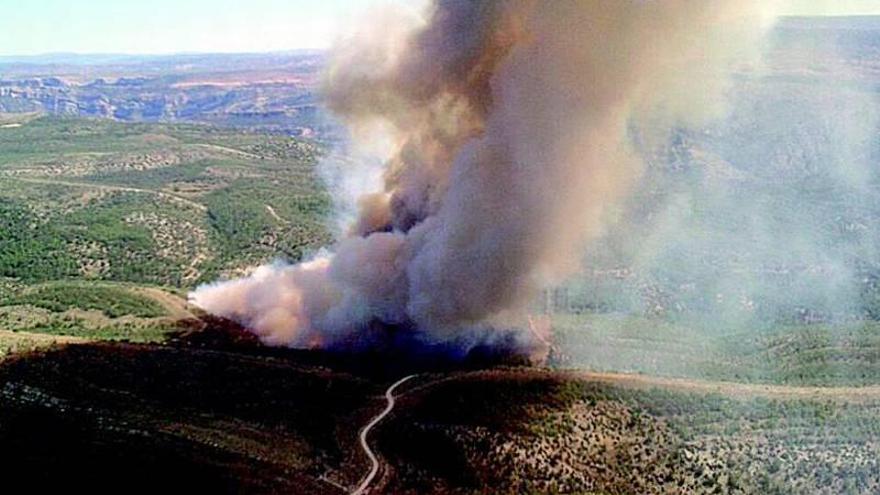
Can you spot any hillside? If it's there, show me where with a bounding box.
[0,116,332,343]
[0,116,330,283]
[1,333,878,494]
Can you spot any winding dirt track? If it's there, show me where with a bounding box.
[351,375,417,495]
[7,177,207,211]
[193,143,264,161]
[342,368,880,494]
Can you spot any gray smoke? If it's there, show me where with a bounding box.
[560,16,880,334]
[190,0,777,351]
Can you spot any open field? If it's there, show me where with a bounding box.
[0,280,198,342]
[0,329,85,359]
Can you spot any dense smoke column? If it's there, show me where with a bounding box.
[191,0,775,350]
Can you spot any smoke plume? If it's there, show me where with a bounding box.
[191,0,776,353]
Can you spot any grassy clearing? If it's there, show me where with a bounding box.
[0,330,83,360]
[0,280,189,344]
[8,283,167,318]
[20,318,181,343]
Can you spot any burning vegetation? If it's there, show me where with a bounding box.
[191,0,775,358]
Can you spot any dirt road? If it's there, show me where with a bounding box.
[265,204,287,223]
[568,370,880,403]
[132,287,196,320]
[7,176,207,211]
[193,143,264,161]
[352,375,417,495]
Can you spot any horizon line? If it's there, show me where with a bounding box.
[2,13,880,61]
[0,48,326,60]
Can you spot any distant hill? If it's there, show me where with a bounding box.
[0,52,329,135]
[777,15,880,31]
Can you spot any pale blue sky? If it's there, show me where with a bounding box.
[0,0,420,55]
[0,0,878,56]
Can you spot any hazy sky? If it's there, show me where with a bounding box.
[0,0,879,56]
[783,0,880,16]
[0,0,421,56]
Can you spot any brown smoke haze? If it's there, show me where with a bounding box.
[190,0,778,353]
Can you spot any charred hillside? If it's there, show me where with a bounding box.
[0,316,536,493]
[2,318,879,494]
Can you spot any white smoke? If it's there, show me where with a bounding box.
[191,0,779,352]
